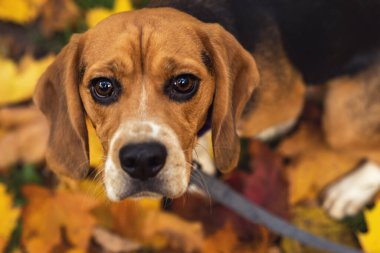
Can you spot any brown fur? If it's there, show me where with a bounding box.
[34,8,259,178]
[323,60,380,163]
[34,6,380,205]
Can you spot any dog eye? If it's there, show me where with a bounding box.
[165,74,200,102]
[89,77,121,104]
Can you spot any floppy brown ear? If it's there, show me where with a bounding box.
[33,34,89,179]
[204,24,260,173]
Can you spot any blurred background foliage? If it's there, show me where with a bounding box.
[0,1,379,253]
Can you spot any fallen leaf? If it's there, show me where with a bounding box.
[92,226,141,253]
[0,106,49,170]
[65,249,86,253]
[235,140,289,219]
[171,140,287,252]
[278,123,361,204]
[0,184,20,252]
[86,0,133,28]
[21,185,99,253]
[111,199,204,252]
[0,0,47,24]
[86,118,105,168]
[144,211,204,252]
[202,221,238,253]
[282,203,358,253]
[0,55,54,106]
[40,0,80,36]
[358,201,380,253]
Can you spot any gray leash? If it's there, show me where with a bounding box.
[190,169,363,253]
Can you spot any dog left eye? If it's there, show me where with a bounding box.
[89,77,121,104]
[165,74,200,102]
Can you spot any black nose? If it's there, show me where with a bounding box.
[119,142,167,181]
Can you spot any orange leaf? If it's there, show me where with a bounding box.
[111,199,204,252]
[21,185,99,253]
[202,221,238,253]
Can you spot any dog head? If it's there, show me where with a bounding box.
[34,8,259,200]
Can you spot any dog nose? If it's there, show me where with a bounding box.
[119,142,167,180]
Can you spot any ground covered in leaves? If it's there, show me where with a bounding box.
[0,0,379,253]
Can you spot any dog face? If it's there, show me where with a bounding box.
[34,8,259,200]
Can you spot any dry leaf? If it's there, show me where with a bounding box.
[0,0,47,24]
[86,0,133,28]
[358,201,380,253]
[243,140,289,218]
[21,185,99,253]
[40,0,79,36]
[92,226,141,252]
[0,55,54,105]
[202,221,238,253]
[278,123,361,204]
[282,203,358,253]
[111,199,204,252]
[0,106,48,170]
[143,211,204,252]
[0,184,20,252]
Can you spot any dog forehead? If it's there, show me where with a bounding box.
[87,7,203,38]
[82,8,205,63]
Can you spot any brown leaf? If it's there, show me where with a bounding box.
[111,199,204,252]
[0,106,48,170]
[40,0,79,36]
[92,226,141,253]
[202,221,238,253]
[21,185,99,253]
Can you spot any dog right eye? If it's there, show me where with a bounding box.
[89,77,121,105]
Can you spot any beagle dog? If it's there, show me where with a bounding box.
[34,0,380,219]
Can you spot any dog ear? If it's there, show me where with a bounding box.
[33,34,89,179]
[204,24,260,173]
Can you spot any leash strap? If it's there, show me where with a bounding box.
[190,169,363,253]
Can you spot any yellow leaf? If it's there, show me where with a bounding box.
[22,185,99,253]
[282,204,357,253]
[358,201,380,253]
[86,119,104,168]
[0,0,47,24]
[278,123,360,204]
[86,0,133,28]
[0,55,54,106]
[114,0,133,12]
[0,184,20,252]
[78,180,106,200]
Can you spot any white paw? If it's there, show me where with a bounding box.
[323,161,380,220]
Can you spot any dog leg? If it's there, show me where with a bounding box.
[323,161,380,219]
[254,118,297,142]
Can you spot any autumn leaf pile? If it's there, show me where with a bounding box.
[0,1,379,253]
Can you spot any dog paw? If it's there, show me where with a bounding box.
[323,161,380,220]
